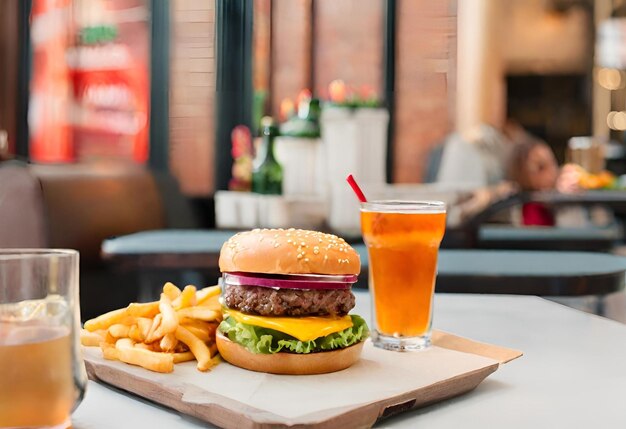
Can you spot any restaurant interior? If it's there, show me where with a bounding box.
[2,0,626,427]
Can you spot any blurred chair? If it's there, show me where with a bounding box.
[0,162,47,248]
[31,164,166,264]
[0,162,198,319]
[436,125,514,188]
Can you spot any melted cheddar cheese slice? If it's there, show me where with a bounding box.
[224,309,353,342]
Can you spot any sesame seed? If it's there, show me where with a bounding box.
[304,258,309,262]
[274,243,280,248]
[300,241,306,246]
[297,254,303,259]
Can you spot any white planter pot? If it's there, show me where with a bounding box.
[215,191,259,229]
[215,191,327,230]
[274,136,325,197]
[327,183,363,237]
[320,107,389,187]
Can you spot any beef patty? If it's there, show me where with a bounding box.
[223,284,356,317]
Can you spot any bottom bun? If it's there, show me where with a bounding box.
[216,331,365,375]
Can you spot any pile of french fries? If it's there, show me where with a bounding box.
[81,282,222,373]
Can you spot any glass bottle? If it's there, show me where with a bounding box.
[280,98,321,138]
[252,118,283,194]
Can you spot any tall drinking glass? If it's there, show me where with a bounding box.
[361,201,446,351]
[0,250,87,429]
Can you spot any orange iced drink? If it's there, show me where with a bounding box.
[361,201,446,350]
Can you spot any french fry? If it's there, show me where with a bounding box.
[162,282,182,300]
[89,279,222,373]
[137,342,162,352]
[196,285,220,305]
[101,342,120,361]
[126,301,159,318]
[160,333,178,352]
[147,294,178,342]
[201,294,221,312]
[175,325,212,371]
[80,329,105,347]
[134,342,152,351]
[84,308,127,332]
[128,325,144,342]
[115,338,174,373]
[173,351,195,363]
[115,338,135,350]
[180,323,211,343]
[174,342,189,353]
[206,354,221,370]
[172,285,197,310]
[145,314,162,343]
[157,293,178,335]
[177,307,221,322]
[179,318,212,331]
[108,324,131,338]
[104,331,117,345]
[136,317,153,339]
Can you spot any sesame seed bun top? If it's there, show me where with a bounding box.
[218,228,361,275]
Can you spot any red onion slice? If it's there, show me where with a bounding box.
[223,272,357,290]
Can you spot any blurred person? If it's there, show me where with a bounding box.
[508,139,611,227]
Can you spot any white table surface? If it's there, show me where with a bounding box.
[73,292,626,428]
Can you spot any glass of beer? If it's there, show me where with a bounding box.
[361,201,446,351]
[0,250,87,429]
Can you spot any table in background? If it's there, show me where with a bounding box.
[354,246,626,296]
[467,190,626,251]
[477,223,623,251]
[102,230,626,308]
[73,293,626,428]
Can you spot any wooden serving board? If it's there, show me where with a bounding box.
[83,331,521,429]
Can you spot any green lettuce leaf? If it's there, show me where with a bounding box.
[218,314,369,355]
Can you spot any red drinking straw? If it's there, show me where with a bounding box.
[346,174,368,203]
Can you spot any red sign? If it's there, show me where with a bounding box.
[29,0,150,163]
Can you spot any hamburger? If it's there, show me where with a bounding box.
[216,228,369,375]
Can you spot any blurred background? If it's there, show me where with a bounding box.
[2,0,620,190]
[4,0,626,319]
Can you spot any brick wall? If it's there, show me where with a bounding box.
[270,0,312,117]
[267,0,457,183]
[169,0,216,195]
[169,0,458,192]
[313,0,383,97]
[394,0,457,183]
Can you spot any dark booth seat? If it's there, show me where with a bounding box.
[0,162,198,320]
